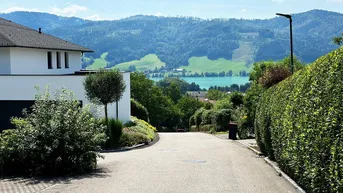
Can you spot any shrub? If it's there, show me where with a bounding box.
[189,115,195,128]
[213,98,232,110]
[120,116,156,147]
[0,87,106,176]
[131,99,149,122]
[232,107,254,139]
[258,66,292,89]
[189,125,198,132]
[255,47,343,193]
[189,124,215,133]
[194,108,206,127]
[201,109,216,125]
[229,92,244,108]
[119,132,149,147]
[211,109,231,132]
[101,118,123,149]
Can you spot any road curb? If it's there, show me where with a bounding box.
[264,157,307,193]
[101,133,160,153]
[234,140,264,156]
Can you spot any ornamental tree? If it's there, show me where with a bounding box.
[84,69,126,124]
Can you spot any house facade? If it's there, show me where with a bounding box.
[0,18,131,130]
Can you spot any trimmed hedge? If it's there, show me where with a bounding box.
[255,47,343,193]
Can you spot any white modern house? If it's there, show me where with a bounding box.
[0,17,131,130]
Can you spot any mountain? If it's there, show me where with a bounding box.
[1,10,342,71]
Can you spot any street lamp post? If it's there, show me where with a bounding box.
[276,13,294,74]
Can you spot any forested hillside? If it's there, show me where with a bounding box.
[1,10,342,70]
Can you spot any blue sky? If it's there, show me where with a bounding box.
[0,0,342,20]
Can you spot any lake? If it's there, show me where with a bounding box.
[150,77,250,90]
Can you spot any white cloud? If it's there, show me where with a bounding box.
[155,12,162,17]
[240,9,248,13]
[86,14,102,21]
[1,7,40,13]
[49,4,89,17]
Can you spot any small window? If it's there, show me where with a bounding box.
[64,52,69,68]
[47,52,52,69]
[56,52,61,69]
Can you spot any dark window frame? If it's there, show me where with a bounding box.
[65,52,69,68]
[57,52,61,69]
[47,52,52,69]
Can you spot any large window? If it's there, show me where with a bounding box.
[65,52,69,68]
[47,52,52,69]
[56,52,61,69]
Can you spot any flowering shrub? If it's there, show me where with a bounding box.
[0,87,106,176]
[120,116,156,147]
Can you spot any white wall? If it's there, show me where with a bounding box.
[10,47,81,74]
[0,48,11,74]
[0,72,131,122]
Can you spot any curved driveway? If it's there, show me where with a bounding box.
[15,133,299,193]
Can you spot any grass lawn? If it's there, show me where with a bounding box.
[86,52,109,70]
[181,57,251,74]
[112,54,165,71]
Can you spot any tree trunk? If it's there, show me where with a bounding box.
[116,101,119,120]
[105,104,108,126]
[105,104,111,139]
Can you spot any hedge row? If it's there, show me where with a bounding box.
[255,47,343,193]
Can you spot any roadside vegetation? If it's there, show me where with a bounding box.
[0,88,107,176]
[254,47,343,193]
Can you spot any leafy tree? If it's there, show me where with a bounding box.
[84,69,126,124]
[176,96,204,128]
[214,98,232,110]
[206,89,226,100]
[131,72,179,129]
[229,92,244,108]
[333,33,343,45]
[163,82,182,103]
[258,66,292,88]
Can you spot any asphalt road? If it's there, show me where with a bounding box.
[2,133,299,193]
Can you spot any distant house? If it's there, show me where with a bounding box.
[186,91,207,99]
[0,17,131,130]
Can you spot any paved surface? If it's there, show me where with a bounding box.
[1,133,298,193]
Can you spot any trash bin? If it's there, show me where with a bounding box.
[228,122,238,140]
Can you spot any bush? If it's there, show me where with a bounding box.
[120,117,156,147]
[101,118,123,149]
[189,115,195,128]
[0,88,106,176]
[213,98,232,110]
[131,99,149,122]
[194,108,206,127]
[201,109,216,125]
[258,66,292,89]
[119,132,150,147]
[255,47,343,193]
[229,92,244,108]
[232,107,254,139]
[189,124,215,133]
[211,109,231,132]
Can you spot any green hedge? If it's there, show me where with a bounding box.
[131,99,149,122]
[255,47,343,193]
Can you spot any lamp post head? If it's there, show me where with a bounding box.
[276,13,292,19]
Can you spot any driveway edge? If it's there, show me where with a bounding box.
[264,157,307,193]
[101,133,160,153]
[234,140,264,156]
[235,140,306,193]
